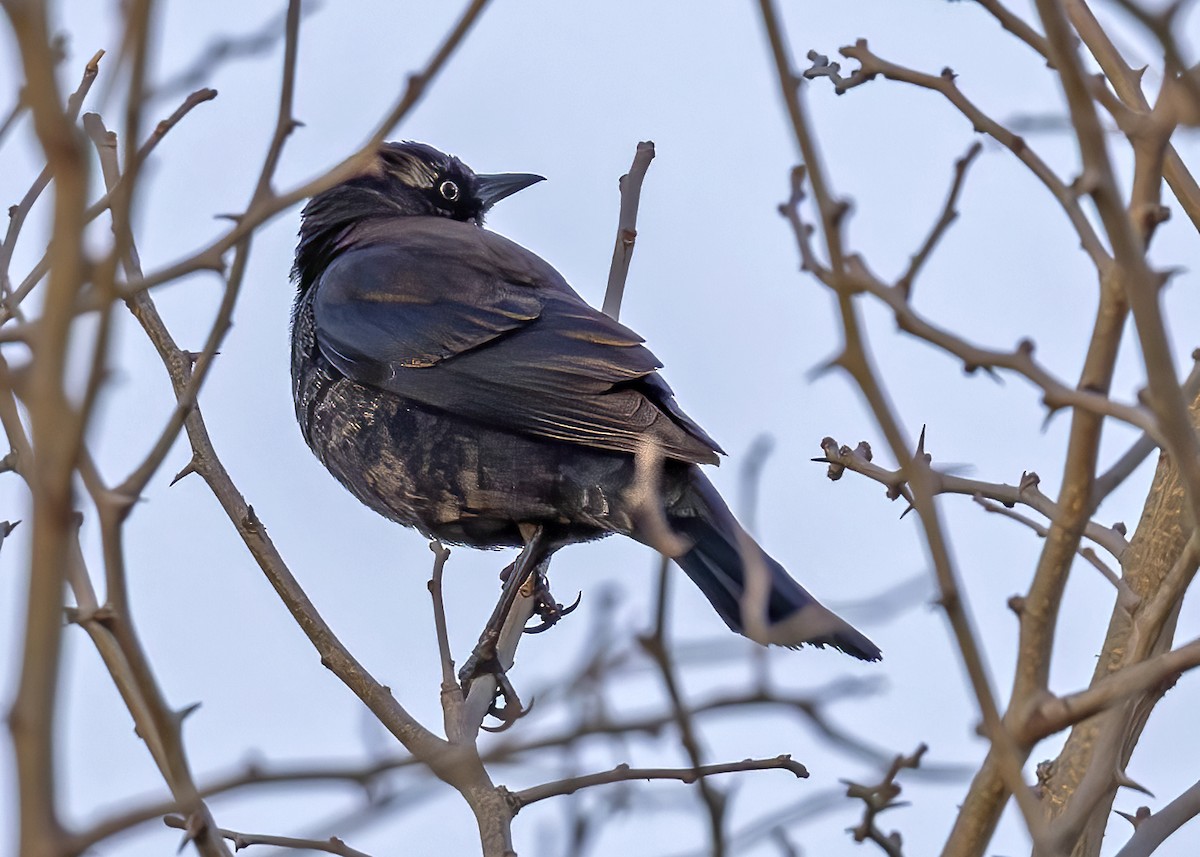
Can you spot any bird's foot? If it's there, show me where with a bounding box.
[457,631,500,690]
[524,572,582,634]
[458,644,532,731]
[481,670,533,732]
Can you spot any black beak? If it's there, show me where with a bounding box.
[475,172,545,209]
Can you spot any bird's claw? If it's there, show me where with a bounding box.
[480,673,534,733]
[457,643,535,729]
[525,588,583,634]
[520,569,582,634]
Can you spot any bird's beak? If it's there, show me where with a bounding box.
[475,172,545,209]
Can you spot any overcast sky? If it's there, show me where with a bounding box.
[2,2,1199,855]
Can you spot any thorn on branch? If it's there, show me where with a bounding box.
[1115,769,1155,797]
[168,811,208,853]
[831,199,851,227]
[174,701,202,724]
[1115,806,1152,828]
[170,458,199,486]
[0,519,20,552]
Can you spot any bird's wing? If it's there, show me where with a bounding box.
[312,219,722,464]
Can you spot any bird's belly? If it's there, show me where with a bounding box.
[296,371,632,548]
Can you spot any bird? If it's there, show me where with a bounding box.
[289,141,880,663]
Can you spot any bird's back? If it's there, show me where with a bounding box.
[290,215,716,549]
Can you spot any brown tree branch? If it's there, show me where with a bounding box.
[1113,777,1200,857]
[510,755,808,809]
[845,745,927,856]
[805,39,1110,269]
[81,108,233,857]
[1023,635,1200,741]
[896,142,981,297]
[602,140,655,320]
[164,815,374,857]
[759,5,1049,849]
[817,438,1131,563]
[641,556,728,855]
[1,7,109,856]
[0,47,102,302]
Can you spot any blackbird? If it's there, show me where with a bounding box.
[290,141,880,661]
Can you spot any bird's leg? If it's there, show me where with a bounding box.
[458,525,548,694]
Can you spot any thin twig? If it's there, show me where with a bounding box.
[426,540,464,741]
[817,439,1129,562]
[2,7,106,854]
[641,554,728,856]
[602,140,655,320]
[759,3,1049,848]
[163,815,374,857]
[0,48,102,304]
[972,496,1126,594]
[808,38,1110,269]
[81,108,232,857]
[844,745,927,856]
[1022,635,1200,741]
[896,142,981,297]
[510,755,807,808]
[1114,777,1200,857]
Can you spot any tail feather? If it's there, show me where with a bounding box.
[658,469,881,662]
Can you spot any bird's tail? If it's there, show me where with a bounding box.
[660,469,881,661]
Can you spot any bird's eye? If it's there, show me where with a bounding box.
[439,180,459,202]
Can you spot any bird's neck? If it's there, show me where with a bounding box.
[292,185,412,292]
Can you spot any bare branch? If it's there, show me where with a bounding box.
[511,755,808,809]
[164,815,375,857]
[896,142,981,297]
[2,9,106,854]
[0,47,102,304]
[426,540,464,741]
[602,140,655,320]
[807,38,1111,269]
[845,745,927,856]
[972,496,1128,595]
[1023,635,1200,741]
[640,554,729,854]
[758,3,1049,847]
[1114,778,1200,857]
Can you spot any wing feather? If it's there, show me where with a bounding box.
[313,219,722,464]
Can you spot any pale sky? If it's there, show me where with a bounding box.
[2,2,1199,855]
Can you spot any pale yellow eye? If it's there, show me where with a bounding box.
[440,180,459,201]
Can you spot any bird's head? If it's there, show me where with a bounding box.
[357,141,544,224]
[294,142,544,291]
